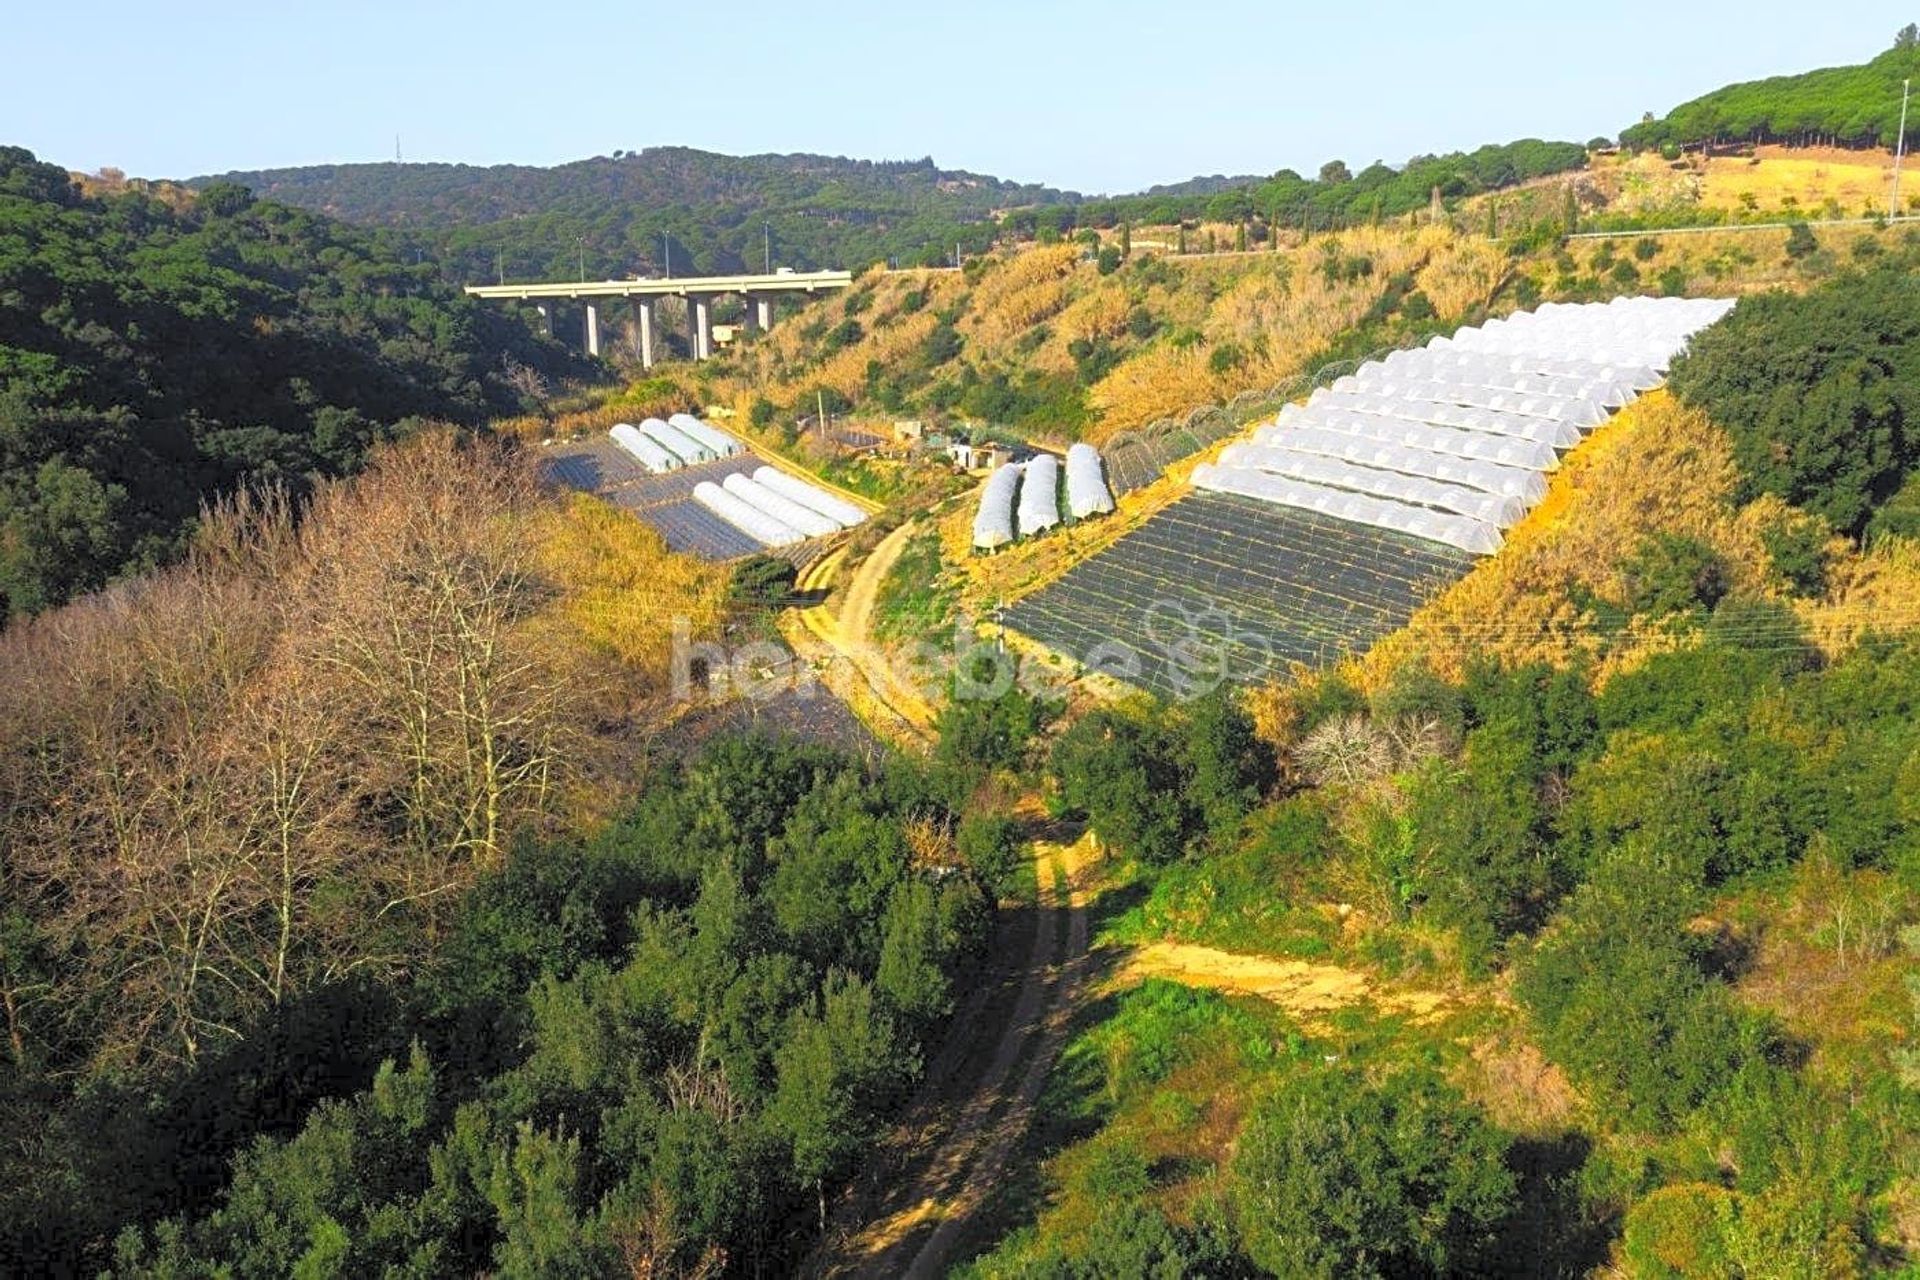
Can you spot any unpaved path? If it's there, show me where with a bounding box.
[1115,940,1455,1022]
[816,833,1094,1279]
[780,521,938,749]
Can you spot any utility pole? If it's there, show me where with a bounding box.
[496,250,504,285]
[764,223,772,273]
[1892,78,1913,219]
[663,234,671,279]
[816,388,827,444]
[577,236,586,282]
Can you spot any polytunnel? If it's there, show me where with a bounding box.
[610,422,680,473]
[722,473,841,538]
[1216,444,1526,528]
[639,417,716,465]
[1271,407,1561,470]
[1193,464,1502,554]
[972,462,1022,550]
[1254,424,1549,502]
[751,467,867,527]
[668,413,744,457]
[693,481,803,547]
[1018,453,1062,537]
[1065,443,1113,518]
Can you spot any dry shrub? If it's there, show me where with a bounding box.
[1085,344,1220,440]
[1359,392,1771,689]
[1058,278,1132,344]
[1416,234,1509,318]
[534,490,727,685]
[777,307,939,401]
[1798,534,1920,659]
[962,242,1079,346]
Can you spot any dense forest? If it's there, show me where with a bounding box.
[1622,28,1920,151]
[0,145,583,623]
[193,138,1586,284]
[197,147,1075,280]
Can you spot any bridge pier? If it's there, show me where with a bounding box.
[631,297,655,368]
[688,293,712,360]
[749,293,774,334]
[583,302,602,357]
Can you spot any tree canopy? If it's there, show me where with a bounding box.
[0,145,581,622]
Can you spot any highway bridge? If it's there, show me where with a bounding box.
[464,269,853,366]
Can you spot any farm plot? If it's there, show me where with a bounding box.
[1004,493,1471,699]
[542,440,780,561]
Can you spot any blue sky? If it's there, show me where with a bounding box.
[7,1,1911,192]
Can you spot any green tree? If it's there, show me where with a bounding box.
[1230,1065,1516,1277]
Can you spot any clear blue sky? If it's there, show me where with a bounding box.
[8,1,1911,192]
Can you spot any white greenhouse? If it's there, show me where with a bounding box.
[668,412,744,458]
[610,422,681,473]
[1065,443,1114,518]
[1216,444,1525,528]
[972,462,1023,550]
[693,481,803,547]
[751,466,868,528]
[1018,453,1062,537]
[1197,297,1735,555]
[640,417,717,465]
[722,473,841,538]
[1193,464,1503,554]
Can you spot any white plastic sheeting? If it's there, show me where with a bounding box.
[639,417,717,465]
[1309,389,1583,447]
[1203,297,1734,554]
[610,422,680,473]
[751,467,868,528]
[693,480,803,548]
[722,473,841,538]
[668,413,744,458]
[1249,425,1549,502]
[1443,296,1735,371]
[1217,443,1526,528]
[1265,407,1560,470]
[1193,464,1502,554]
[1065,443,1114,518]
[972,462,1023,550]
[1018,454,1062,537]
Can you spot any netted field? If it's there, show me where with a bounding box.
[1003,493,1471,699]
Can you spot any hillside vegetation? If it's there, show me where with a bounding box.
[198,138,1586,285]
[1624,28,1920,151]
[0,145,581,623]
[716,225,1509,445]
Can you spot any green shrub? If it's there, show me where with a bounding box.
[1230,1065,1517,1277]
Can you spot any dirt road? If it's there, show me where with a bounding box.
[781,521,940,748]
[815,832,1095,1279]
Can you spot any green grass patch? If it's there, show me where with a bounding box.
[872,528,959,642]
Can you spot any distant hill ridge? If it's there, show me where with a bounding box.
[1623,29,1920,150]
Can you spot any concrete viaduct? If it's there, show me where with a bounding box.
[463,270,853,367]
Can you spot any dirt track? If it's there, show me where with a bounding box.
[813,833,1094,1279]
[781,521,939,748]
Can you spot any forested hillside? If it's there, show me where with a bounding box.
[0,145,583,623]
[194,138,1586,283]
[198,148,1074,280]
[1623,28,1920,150]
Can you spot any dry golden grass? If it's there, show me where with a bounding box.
[1799,533,1920,658]
[1355,392,1771,690]
[1085,344,1221,440]
[533,492,728,686]
[959,242,1080,346]
[1595,144,1897,218]
[777,307,941,401]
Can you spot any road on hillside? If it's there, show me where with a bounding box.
[808,832,1094,1279]
[781,520,939,748]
